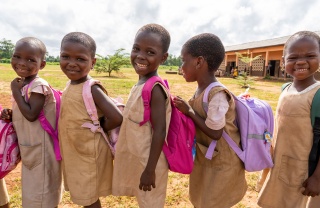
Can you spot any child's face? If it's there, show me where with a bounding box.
[180,47,198,82]
[131,31,168,77]
[60,41,96,82]
[11,42,45,78]
[283,37,320,81]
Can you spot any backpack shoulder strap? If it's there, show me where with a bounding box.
[140,76,168,126]
[311,88,320,126]
[281,82,292,92]
[81,78,115,155]
[82,79,102,125]
[26,78,62,160]
[203,82,227,112]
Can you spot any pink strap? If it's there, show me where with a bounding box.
[25,79,62,160]
[81,79,115,155]
[140,76,169,126]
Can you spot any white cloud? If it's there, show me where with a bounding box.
[0,0,319,57]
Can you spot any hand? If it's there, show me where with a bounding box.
[0,109,12,121]
[139,169,156,191]
[302,175,320,197]
[173,96,194,116]
[11,77,25,92]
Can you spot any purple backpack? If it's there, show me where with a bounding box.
[0,105,20,179]
[140,76,195,174]
[203,82,274,172]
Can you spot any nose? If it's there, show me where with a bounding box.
[296,58,307,65]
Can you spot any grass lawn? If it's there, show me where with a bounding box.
[0,63,288,207]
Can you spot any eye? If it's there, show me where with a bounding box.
[132,47,138,52]
[27,59,36,62]
[77,58,85,61]
[12,55,20,59]
[147,51,155,55]
[60,55,69,59]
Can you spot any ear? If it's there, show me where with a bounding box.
[196,56,205,69]
[40,60,46,70]
[91,58,96,69]
[161,52,169,64]
[281,56,285,67]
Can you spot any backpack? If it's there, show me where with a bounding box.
[81,79,124,156]
[26,79,62,161]
[203,82,274,172]
[0,105,20,179]
[140,76,196,174]
[282,82,320,177]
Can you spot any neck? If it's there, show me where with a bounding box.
[138,71,158,85]
[293,76,317,92]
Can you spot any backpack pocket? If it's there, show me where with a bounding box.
[196,142,222,169]
[278,155,308,187]
[19,143,42,170]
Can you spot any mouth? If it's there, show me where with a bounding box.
[136,63,148,68]
[66,69,80,73]
[294,68,308,72]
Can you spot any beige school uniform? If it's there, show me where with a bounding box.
[189,86,247,208]
[112,82,171,208]
[12,77,62,208]
[0,178,9,206]
[59,81,113,206]
[258,82,320,208]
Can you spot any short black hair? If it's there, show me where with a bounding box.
[284,31,320,55]
[137,23,171,53]
[16,37,47,60]
[183,33,225,71]
[61,32,96,58]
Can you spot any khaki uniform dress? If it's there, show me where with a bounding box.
[189,86,247,208]
[112,83,171,208]
[59,82,113,206]
[12,77,62,208]
[258,82,320,208]
[0,178,9,206]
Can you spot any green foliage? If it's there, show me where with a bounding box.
[235,52,261,64]
[236,73,254,88]
[46,55,60,62]
[163,54,182,66]
[95,48,130,77]
[0,38,14,59]
[0,58,11,63]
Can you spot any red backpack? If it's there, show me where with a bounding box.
[0,105,20,179]
[140,76,195,174]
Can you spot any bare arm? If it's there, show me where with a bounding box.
[11,78,45,122]
[139,84,167,191]
[173,96,223,140]
[91,85,123,131]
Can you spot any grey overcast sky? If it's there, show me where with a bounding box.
[1,0,319,57]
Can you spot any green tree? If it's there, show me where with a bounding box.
[235,52,261,88]
[95,48,130,77]
[0,38,14,59]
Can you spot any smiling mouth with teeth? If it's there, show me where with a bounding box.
[136,63,147,68]
[295,68,308,72]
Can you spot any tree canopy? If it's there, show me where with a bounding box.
[0,38,14,60]
[95,48,130,77]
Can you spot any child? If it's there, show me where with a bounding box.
[0,37,62,207]
[0,179,9,208]
[112,23,171,208]
[258,31,320,207]
[58,32,122,208]
[173,33,247,208]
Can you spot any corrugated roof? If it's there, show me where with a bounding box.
[225,31,320,52]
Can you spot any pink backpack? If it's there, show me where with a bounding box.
[140,76,195,174]
[0,105,20,179]
[81,79,124,156]
[203,82,274,172]
[26,79,62,161]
